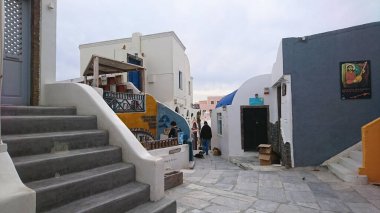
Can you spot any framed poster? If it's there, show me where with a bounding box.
[340,60,371,100]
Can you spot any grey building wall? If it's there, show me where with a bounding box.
[282,22,380,166]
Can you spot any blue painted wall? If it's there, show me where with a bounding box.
[282,22,380,166]
[157,103,190,141]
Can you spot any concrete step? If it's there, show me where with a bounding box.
[1,115,97,135]
[26,163,137,212]
[349,150,363,163]
[13,146,122,183]
[126,197,177,213]
[339,156,361,173]
[1,105,76,116]
[3,130,109,157]
[327,163,367,184]
[44,182,149,213]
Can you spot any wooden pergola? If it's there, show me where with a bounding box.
[83,55,145,92]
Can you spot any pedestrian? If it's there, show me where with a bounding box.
[191,122,198,150]
[168,121,180,138]
[200,121,212,155]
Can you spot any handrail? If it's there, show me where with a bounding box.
[359,117,380,183]
[103,91,145,113]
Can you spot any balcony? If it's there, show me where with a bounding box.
[103,91,145,113]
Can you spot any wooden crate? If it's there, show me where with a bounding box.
[164,171,183,190]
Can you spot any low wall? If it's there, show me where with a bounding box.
[149,144,189,171]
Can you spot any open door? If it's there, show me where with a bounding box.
[241,106,269,151]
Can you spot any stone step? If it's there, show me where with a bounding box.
[327,163,367,184]
[126,197,177,213]
[349,150,363,163]
[1,115,97,135]
[1,105,76,116]
[3,130,108,157]
[26,163,137,212]
[13,146,122,183]
[339,156,361,173]
[44,182,149,213]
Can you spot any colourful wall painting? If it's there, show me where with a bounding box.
[340,60,371,100]
[117,94,158,139]
[157,103,190,141]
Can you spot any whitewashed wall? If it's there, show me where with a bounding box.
[79,32,193,115]
[211,74,277,158]
[40,0,57,105]
[270,41,294,167]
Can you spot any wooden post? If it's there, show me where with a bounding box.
[93,56,99,87]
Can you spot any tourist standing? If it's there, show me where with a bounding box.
[200,121,212,155]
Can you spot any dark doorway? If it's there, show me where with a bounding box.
[241,106,269,151]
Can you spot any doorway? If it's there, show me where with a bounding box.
[241,106,269,151]
[2,0,31,105]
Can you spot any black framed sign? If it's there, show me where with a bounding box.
[340,60,371,100]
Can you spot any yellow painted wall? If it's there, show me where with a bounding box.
[359,117,380,184]
[117,94,158,138]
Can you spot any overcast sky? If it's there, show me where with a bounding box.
[57,0,380,102]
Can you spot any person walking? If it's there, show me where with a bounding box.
[200,121,212,155]
[168,121,180,138]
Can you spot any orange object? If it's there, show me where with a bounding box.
[359,117,380,184]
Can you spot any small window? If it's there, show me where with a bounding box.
[179,71,183,90]
[188,81,191,95]
[217,113,222,135]
[211,101,214,104]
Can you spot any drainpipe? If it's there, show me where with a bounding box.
[0,0,6,152]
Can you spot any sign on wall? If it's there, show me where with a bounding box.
[340,60,371,100]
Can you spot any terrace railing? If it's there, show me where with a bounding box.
[103,91,145,113]
[141,138,178,150]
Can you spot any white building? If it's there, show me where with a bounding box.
[211,74,279,159]
[79,32,193,117]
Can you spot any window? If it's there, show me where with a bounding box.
[211,101,214,104]
[217,113,223,135]
[188,81,191,95]
[179,71,183,90]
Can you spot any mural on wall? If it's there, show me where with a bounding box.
[117,94,158,140]
[340,60,371,100]
[157,103,190,141]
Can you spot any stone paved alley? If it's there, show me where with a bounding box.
[165,153,380,213]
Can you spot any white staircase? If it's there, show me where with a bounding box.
[326,142,368,184]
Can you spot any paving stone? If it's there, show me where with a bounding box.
[214,183,234,191]
[236,182,259,191]
[204,187,258,203]
[245,209,269,213]
[329,182,355,191]
[285,191,316,203]
[279,175,305,184]
[346,202,380,213]
[204,204,240,213]
[337,191,369,203]
[233,188,258,197]
[187,209,207,213]
[186,183,206,190]
[177,205,188,213]
[283,182,311,191]
[178,196,210,209]
[211,196,253,210]
[293,202,319,210]
[276,204,319,213]
[317,199,350,212]
[259,172,280,181]
[354,185,380,200]
[258,187,287,203]
[218,176,238,184]
[308,182,338,199]
[259,180,283,188]
[369,199,380,209]
[251,199,280,212]
[186,191,217,201]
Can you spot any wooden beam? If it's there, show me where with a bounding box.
[93,56,99,87]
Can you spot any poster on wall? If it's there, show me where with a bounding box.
[340,60,371,100]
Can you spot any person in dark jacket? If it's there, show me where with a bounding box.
[168,121,179,138]
[200,121,212,155]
